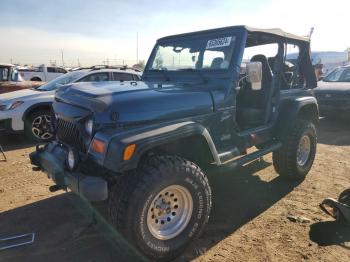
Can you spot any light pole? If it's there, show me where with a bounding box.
[61,49,65,67]
[136,32,139,64]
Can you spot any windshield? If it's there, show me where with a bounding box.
[148,34,236,71]
[323,67,350,82]
[37,71,86,91]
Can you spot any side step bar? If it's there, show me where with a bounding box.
[221,142,282,170]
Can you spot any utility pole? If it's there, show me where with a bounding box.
[61,49,65,67]
[136,32,139,64]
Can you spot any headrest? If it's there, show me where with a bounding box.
[211,57,224,69]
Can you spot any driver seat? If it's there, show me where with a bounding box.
[237,54,273,128]
[211,57,224,69]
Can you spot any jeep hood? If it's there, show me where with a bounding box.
[55,81,214,123]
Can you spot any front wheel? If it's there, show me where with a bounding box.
[108,155,212,261]
[273,119,317,180]
[25,109,54,142]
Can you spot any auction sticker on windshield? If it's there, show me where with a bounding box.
[206,36,233,49]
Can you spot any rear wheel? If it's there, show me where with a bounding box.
[273,119,317,180]
[30,77,42,81]
[25,109,54,142]
[108,155,212,261]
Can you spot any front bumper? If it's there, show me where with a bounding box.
[30,142,108,202]
[0,109,25,132]
[0,119,14,133]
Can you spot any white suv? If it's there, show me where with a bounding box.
[0,67,142,141]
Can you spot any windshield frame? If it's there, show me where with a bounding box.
[144,29,245,78]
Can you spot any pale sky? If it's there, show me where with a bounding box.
[0,0,349,67]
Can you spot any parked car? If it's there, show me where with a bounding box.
[30,26,318,261]
[0,63,43,94]
[315,65,350,118]
[0,67,141,141]
[18,64,68,82]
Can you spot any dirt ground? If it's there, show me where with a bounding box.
[0,118,350,262]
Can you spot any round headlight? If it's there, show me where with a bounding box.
[85,119,94,135]
[67,149,76,171]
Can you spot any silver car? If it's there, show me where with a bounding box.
[0,67,142,141]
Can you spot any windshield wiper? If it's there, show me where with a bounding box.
[178,68,208,84]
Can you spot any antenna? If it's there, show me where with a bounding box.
[308,27,314,40]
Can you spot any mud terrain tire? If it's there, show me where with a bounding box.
[273,119,317,180]
[108,155,212,261]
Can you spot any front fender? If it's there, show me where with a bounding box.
[97,121,220,173]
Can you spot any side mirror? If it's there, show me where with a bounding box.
[246,62,262,90]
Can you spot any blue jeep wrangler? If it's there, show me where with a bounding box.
[30,26,318,261]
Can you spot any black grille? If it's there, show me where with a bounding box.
[56,118,85,152]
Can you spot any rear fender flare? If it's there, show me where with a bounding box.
[275,96,318,140]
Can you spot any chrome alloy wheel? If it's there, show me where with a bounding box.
[147,185,193,240]
[31,114,53,140]
[297,135,311,166]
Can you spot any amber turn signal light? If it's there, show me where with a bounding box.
[123,144,136,161]
[91,138,105,153]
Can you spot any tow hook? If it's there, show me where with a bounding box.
[36,143,47,152]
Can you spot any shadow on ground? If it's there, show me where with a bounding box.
[0,133,35,152]
[317,117,350,146]
[309,221,350,249]
[0,194,146,262]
